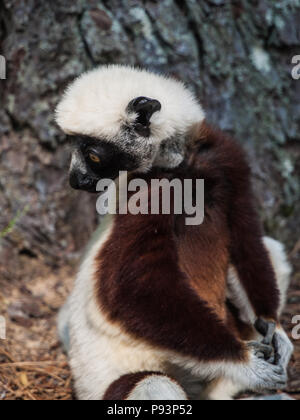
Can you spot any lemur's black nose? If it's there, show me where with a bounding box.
[69,171,80,190]
[69,172,96,191]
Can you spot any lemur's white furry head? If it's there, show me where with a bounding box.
[56,65,204,144]
[56,65,204,192]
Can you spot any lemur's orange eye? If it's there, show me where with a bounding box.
[89,153,100,163]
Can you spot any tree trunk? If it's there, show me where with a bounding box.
[0,0,299,272]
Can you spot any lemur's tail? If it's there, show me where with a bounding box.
[103,372,188,400]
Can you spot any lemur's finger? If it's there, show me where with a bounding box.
[273,333,282,366]
[255,318,276,345]
[248,341,273,359]
[262,322,276,346]
[255,318,269,336]
[259,343,273,359]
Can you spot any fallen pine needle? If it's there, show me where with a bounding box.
[0,361,67,369]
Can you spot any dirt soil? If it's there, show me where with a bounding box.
[0,258,74,400]
[0,253,299,401]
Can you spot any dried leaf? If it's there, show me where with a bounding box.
[19,373,29,388]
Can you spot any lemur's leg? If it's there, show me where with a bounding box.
[227,237,291,326]
[103,372,188,401]
[206,237,292,401]
[202,378,243,401]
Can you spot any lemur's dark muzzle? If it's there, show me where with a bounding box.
[69,171,98,192]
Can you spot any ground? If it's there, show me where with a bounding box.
[0,259,74,400]
[0,253,299,401]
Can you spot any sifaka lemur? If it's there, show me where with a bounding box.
[56,65,293,400]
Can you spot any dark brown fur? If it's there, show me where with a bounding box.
[188,122,280,320]
[95,122,279,364]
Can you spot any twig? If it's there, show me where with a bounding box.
[0,350,16,362]
[290,239,300,259]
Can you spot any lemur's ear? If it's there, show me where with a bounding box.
[127,96,161,137]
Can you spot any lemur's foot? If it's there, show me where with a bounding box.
[247,341,273,361]
[255,318,279,363]
[255,318,294,368]
[273,330,294,368]
[242,345,288,391]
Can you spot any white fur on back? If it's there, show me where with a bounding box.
[55,65,204,142]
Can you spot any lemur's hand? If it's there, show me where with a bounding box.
[273,329,294,369]
[233,342,287,392]
[255,318,276,345]
[247,340,273,361]
[255,318,294,369]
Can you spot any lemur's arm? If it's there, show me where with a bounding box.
[194,123,280,322]
[205,126,293,369]
[228,177,280,322]
[227,180,294,367]
[203,127,281,322]
[97,205,286,390]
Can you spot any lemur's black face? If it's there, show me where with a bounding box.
[69,136,140,193]
[68,97,162,193]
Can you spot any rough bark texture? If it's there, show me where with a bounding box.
[0,0,299,266]
[0,0,299,400]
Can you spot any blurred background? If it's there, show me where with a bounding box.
[0,0,299,400]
